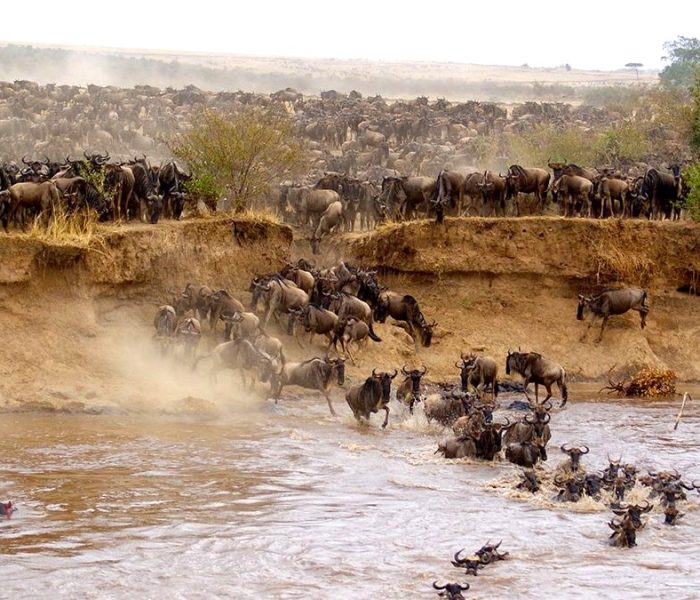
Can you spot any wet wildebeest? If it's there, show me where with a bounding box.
[154,305,177,355]
[608,516,640,548]
[423,391,471,427]
[194,338,275,390]
[432,581,470,599]
[577,287,649,342]
[451,549,485,576]
[436,435,477,459]
[502,401,552,448]
[175,317,202,361]
[560,444,589,471]
[505,436,548,468]
[554,473,585,502]
[345,369,397,428]
[396,365,427,414]
[517,469,541,492]
[374,292,434,347]
[269,355,345,415]
[505,350,568,407]
[1,501,16,518]
[457,353,498,401]
[475,540,509,564]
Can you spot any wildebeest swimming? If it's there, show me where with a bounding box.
[577,287,649,342]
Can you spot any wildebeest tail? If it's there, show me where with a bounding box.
[641,290,649,311]
[368,321,381,342]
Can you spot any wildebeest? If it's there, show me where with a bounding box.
[502,405,552,449]
[209,290,246,335]
[505,165,550,214]
[374,292,434,347]
[505,437,548,468]
[554,473,585,502]
[436,434,477,459]
[332,316,373,365]
[345,368,397,428]
[450,549,485,576]
[432,581,470,600]
[396,365,427,413]
[287,304,338,347]
[194,338,276,390]
[552,174,594,217]
[597,176,629,218]
[476,170,508,216]
[327,292,381,342]
[175,316,202,361]
[457,353,498,400]
[311,200,344,254]
[154,304,177,355]
[0,500,16,518]
[577,287,649,342]
[270,355,345,415]
[4,181,60,231]
[516,469,541,492]
[252,277,309,328]
[222,310,262,341]
[423,391,471,426]
[505,350,568,407]
[560,444,589,471]
[640,167,682,220]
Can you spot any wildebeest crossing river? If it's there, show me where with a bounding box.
[1,394,699,599]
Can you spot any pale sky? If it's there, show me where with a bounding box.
[1,0,696,70]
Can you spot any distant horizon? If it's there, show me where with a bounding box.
[0,41,661,75]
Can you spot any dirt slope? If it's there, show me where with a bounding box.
[0,216,698,413]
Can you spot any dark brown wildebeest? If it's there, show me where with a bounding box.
[433,169,465,222]
[374,291,434,347]
[280,263,315,296]
[560,444,589,471]
[547,159,599,184]
[175,316,202,361]
[178,283,214,322]
[505,350,568,407]
[450,549,485,576]
[396,365,427,414]
[104,163,135,221]
[505,436,548,468]
[432,581,470,600]
[4,181,60,231]
[554,473,585,502]
[640,167,682,220]
[505,165,550,214]
[287,304,338,347]
[475,540,509,563]
[516,470,540,492]
[457,353,498,400]
[345,368,397,428]
[502,404,552,449]
[577,287,649,342]
[379,175,436,220]
[269,355,345,415]
[436,435,477,459]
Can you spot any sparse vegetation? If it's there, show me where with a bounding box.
[682,162,700,221]
[27,207,101,246]
[170,106,306,212]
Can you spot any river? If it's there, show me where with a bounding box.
[1,393,699,599]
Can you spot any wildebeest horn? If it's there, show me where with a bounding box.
[432,582,446,591]
[418,366,427,376]
[543,400,553,410]
[84,150,91,160]
[455,361,463,369]
[581,445,590,454]
[372,368,378,377]
[641,501,653,513]
[554,475,566,486]
[390,369,398,379]
[542,413,551,424]
[452,549,465,564]
[525,413,536,424]
[561,444,571,452]
[459,583,470,591]
[401,365,409,375]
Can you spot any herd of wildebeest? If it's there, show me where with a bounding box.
[150,253,695,579]
[0,80,693,237]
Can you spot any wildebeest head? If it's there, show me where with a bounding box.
[561,444,589,471]
[584,473,604,498]
[171,191,185,219]
[450,549,485,576]
[475,539,509,564]
[419,319,436,347]
[328,356,346,386]
[554,473,585,502]
[146,194,163,224]
[432,581,470,599]
[517,469,540,492]
[664,504,683,525]
[402,365,427,395]
[612,501,653,529]
[249,278,271,311]
[576,295,591,320]
[372,368,397,404]
[1,500,16,518]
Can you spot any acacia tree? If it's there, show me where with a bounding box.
[170,105,306,211]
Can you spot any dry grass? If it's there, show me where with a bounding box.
[592,241,656,287]
[235,207,282,225]
[26,209,102,246]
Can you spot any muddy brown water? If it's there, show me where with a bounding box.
[1,392,699,599]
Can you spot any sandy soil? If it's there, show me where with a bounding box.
[0,216,697,413]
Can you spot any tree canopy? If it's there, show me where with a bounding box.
[660,36,700,88]
[170,105,306,211]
